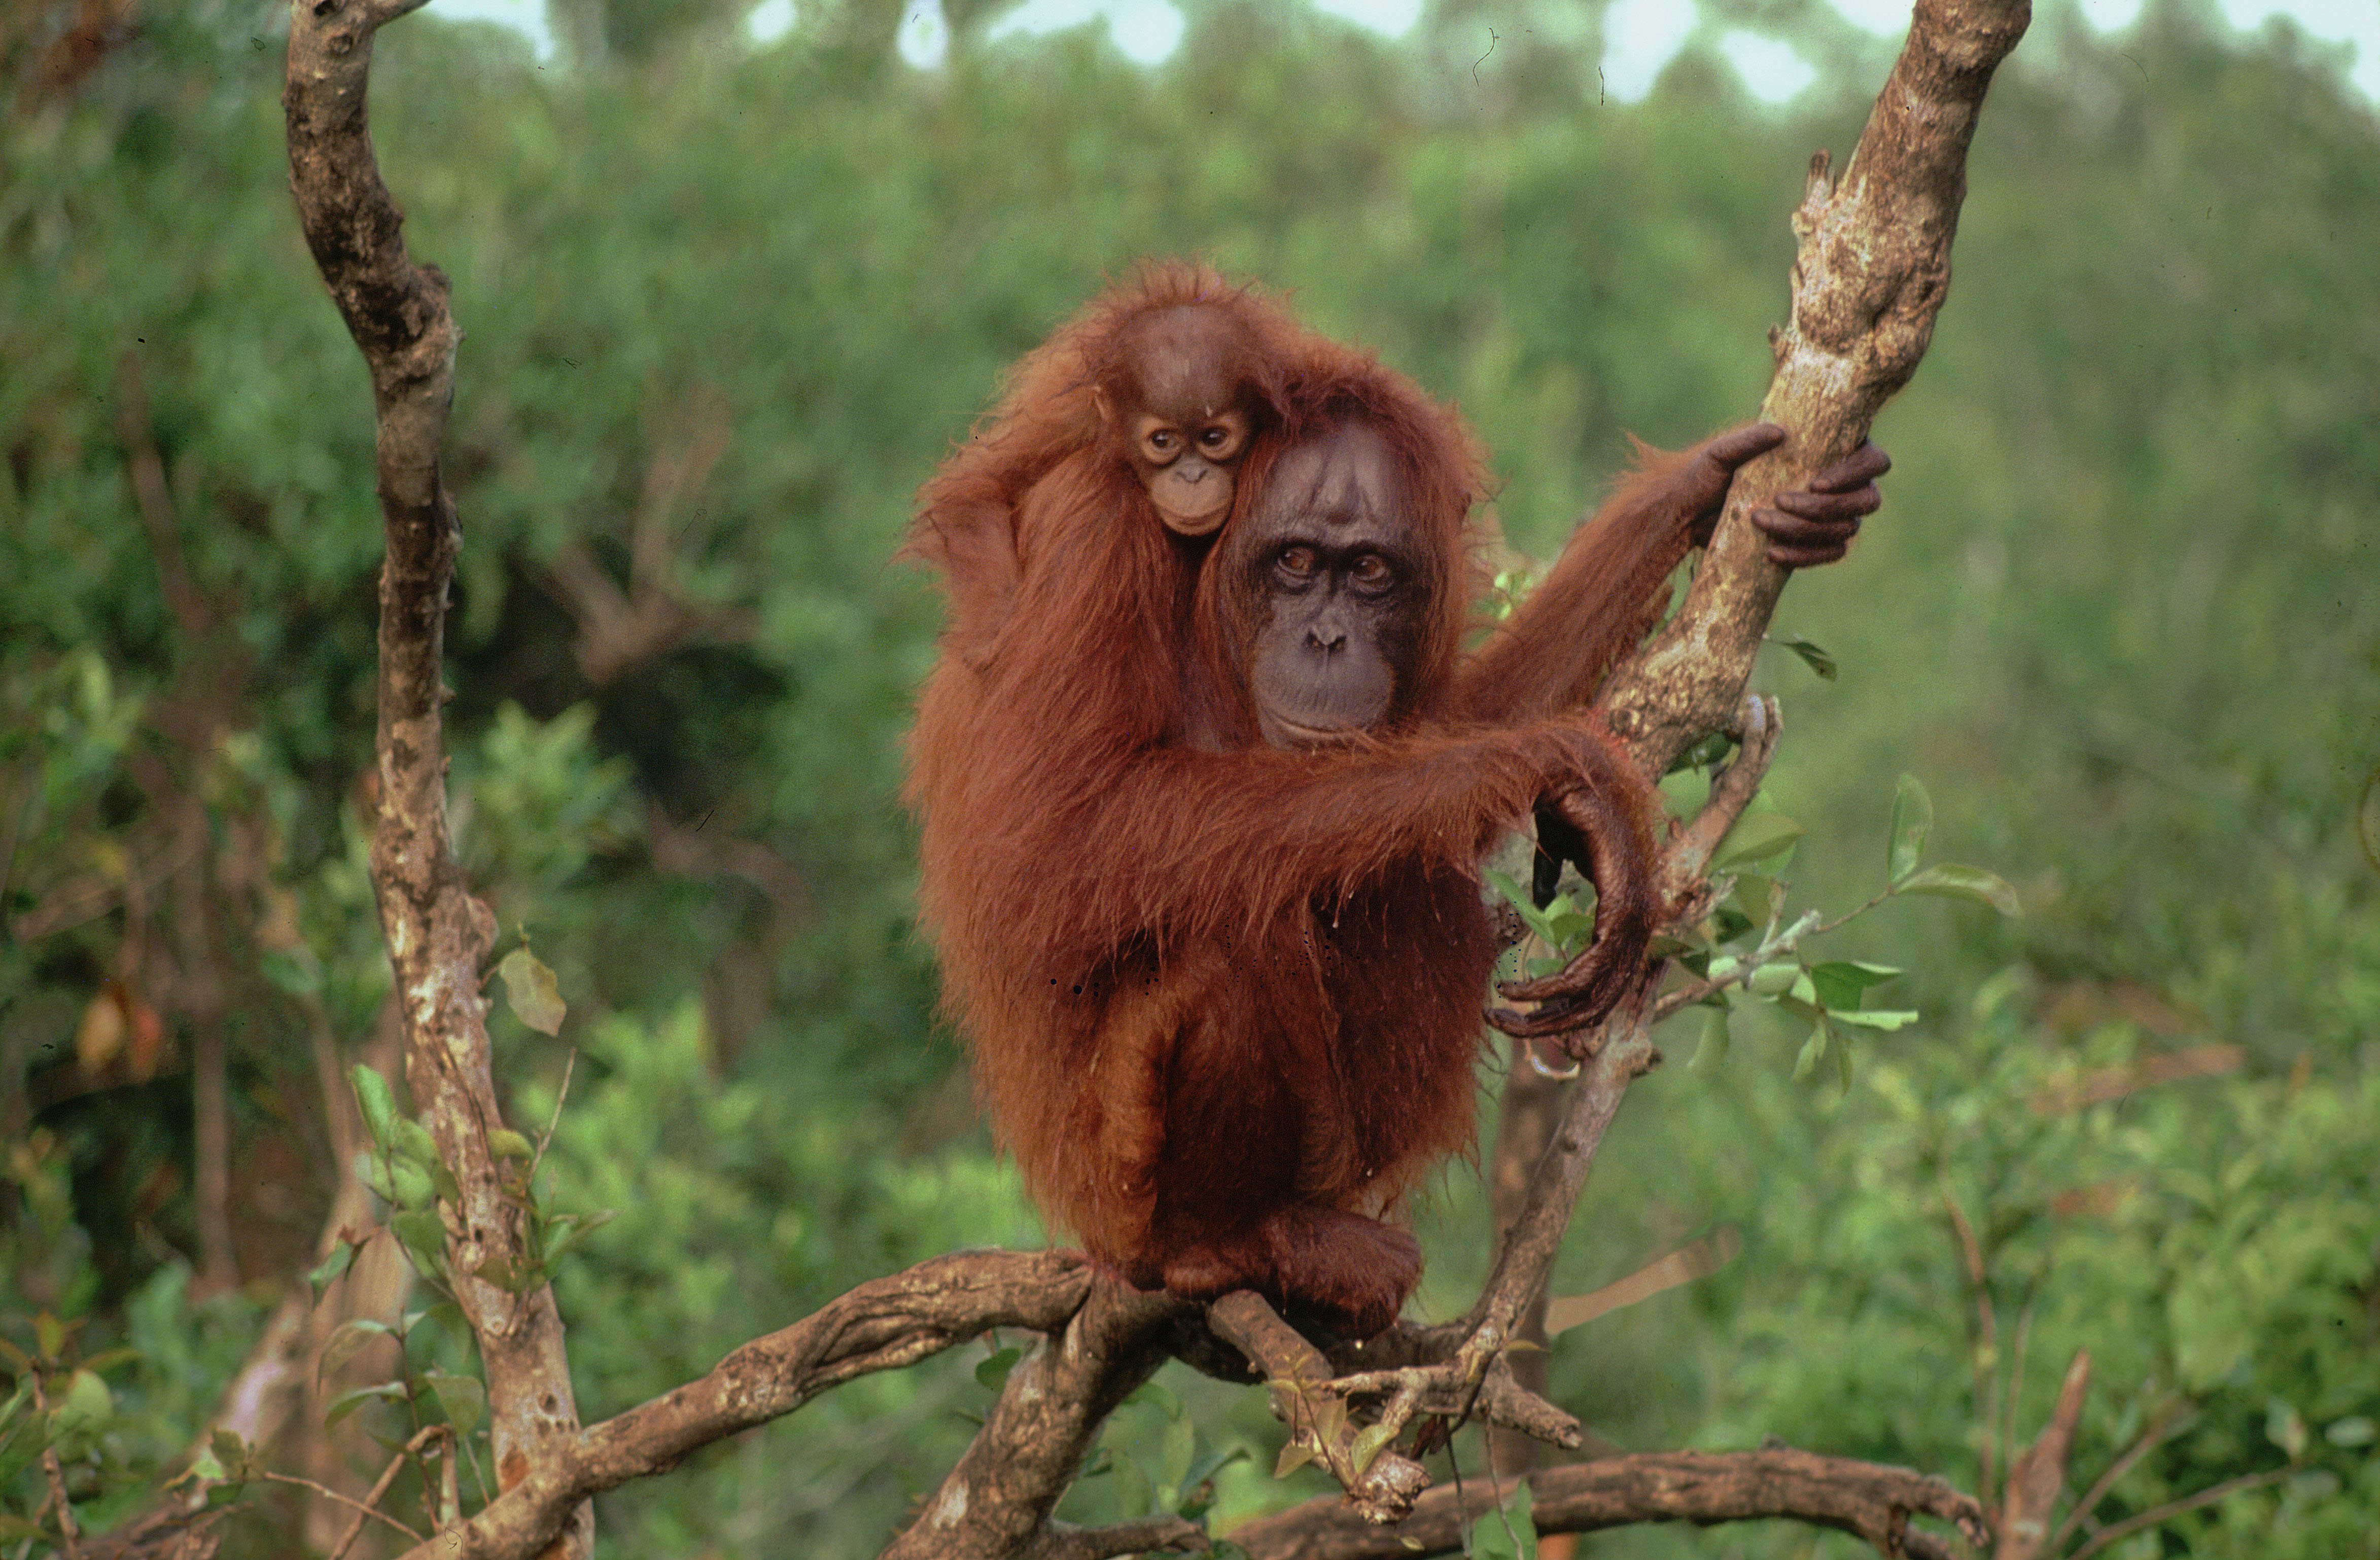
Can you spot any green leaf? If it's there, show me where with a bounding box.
[1713,812,1804,872]
[2325,1416,2375,1447]
[1771,632,1837,681]
[1828,1003,1923,1032]
[1894,864,2020,916]
[2267,1398,2309,1461]
[472,1251,537,1293]
[351,1065,398,1151]
[427,1371,486,1440]
[1792,1023,1828,1081]
[388,1156,436,1213]
[1887,773,1932,884]
[1177,1444,1248,1510]
[1729,873,1780,928]
[1808,961,1904,1011]
[1274,1439,1317,1477]
[1666,731,1734,774]
[498,946,569,1036]
[974,1345,1023,1392]
[1162,1406,1196,1486]
[1829,1008,1919,1031]
[307,1240,358,1303]
[539,1208,618,1268]
[317,1319,394,1389]
[49,1369,112,1440]
[1747,961,1801,996]
[324,1381,409,1429]
[209,1429,254,1482]
[391,1209,448,1278]
[1687,1009,1730,1076]
[487,1127,535,1161]
[259,946,323,998]
[1544,911,1592,947]
[1348,1419,1399,1474]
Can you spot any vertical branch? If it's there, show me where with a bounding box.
[1996,1351,2089,1560]
[1599,0,2033,773]
[1465,1018,1659,1355]
[283,3,588,1552]
[1481,1046,1565,1479]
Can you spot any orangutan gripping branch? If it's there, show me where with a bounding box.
[906,267,1882,1336]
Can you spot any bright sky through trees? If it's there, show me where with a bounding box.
[406,0,2380,115]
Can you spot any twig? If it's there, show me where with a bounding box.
[30,1374,83,1558]
[1208,1292,1432,1525]
[327,1427,446,1560]
[1942,1185,2000,1503]
[260,1471,426,1544]
[2042,1401,2194,1557]
[2061,1468,2292,1560]
[529,1047,576,1179]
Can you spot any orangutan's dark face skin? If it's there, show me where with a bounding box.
[1224,422,1427,748]
[1099,305,1258,538]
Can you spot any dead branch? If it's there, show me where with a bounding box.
[283,0,588,1551]
[1230,1447,1991,1559]
[544,382,756,687]
[1994,1351,2090,1560]
[384,1250,1093,1560]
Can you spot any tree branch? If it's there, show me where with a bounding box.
[392,1250,1095,1560]
[1230,1447,1991,1559]
[1994,1351,2090,1560]
[1601,0,2033,775]
[283,0,587,1551]
[881,1273,1187,1560]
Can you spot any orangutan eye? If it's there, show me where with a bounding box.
[1276,546,1318,583]
[1350,554,1393,591]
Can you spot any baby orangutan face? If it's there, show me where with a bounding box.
[1098,304,1263,538]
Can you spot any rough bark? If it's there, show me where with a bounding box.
[1603,0,2033,775]
[1230,1448,1991,1559]
[386,1251,1096,1560]
[284,1,589,1552]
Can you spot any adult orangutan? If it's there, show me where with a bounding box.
[906,272,1883,1335]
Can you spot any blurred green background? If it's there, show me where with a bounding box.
[2,0,2375,1553]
